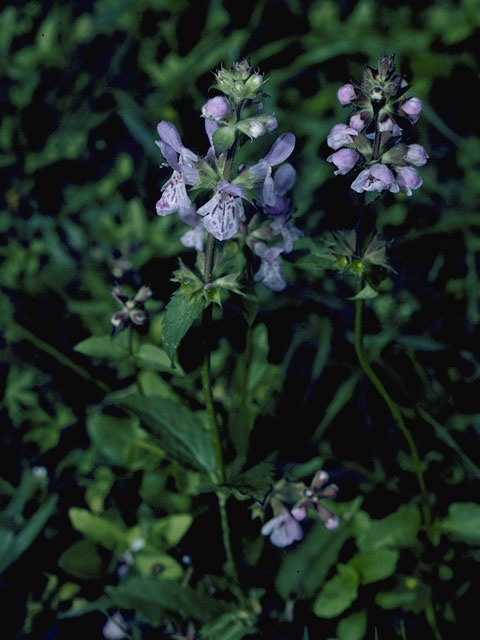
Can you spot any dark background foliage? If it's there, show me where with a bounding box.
[1,0,480,638]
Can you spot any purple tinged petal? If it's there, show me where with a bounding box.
[405,144,429,167]
[261,511,303,547]
[327,148,361,175]
[156,140,180,170]
[253,242,286,291]
[156,171,195,217]
[273,163,296,195]
[337,83,356,105]
[395,166,422,195]
[202,96,231,120]
[181,225,204,252]
[218,181,247,199]
[111,310,128,328]
[129,309,147,325]
[311,470,329,491]
[351,163,399,194]
[157,121,184,153]
[133,285,153,303]
[316,503,340,530]
[264,133,295,166]
[399,97,422,123]
[205,118,219,147]
[291,506,308,521]
[199,192,243,241]
[262,174,276,206]
[327,123,358,150]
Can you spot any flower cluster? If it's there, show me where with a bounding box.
[261,470,339,547]
[327,56,428,195]
[155,60,301,291]
[110,285,152,332]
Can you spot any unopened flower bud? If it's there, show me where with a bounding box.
[249,73,263,88]
[202,96,231,120]
[327,148,361,175]
[249,121,265,138]
[349,112,369,132]
[378,114,395,132]
[337,83,357,105]
[351,259,365,275]
[265,115,278,132]
[378,55,395,81]
[395,165,422,195]
[398,97,422,123]
[232,59,251,79]
[405,143,429,166]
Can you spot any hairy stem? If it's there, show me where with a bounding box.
[354,289,431,530]
[218,493,247,608]
[199,114,247,602]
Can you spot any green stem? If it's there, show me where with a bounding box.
[9,321,111,393]
[218,493,247,608]
[354,291,431,530]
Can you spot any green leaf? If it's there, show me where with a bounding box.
[313,564,359,618]
[114,394,216,473]
[337,611,367,640]
[151,514,193,548]
[356,505,421,551]
[439,502,480,544]
[213,126,236,155]
[135,550,183,579]
[68,508,127,552]
[136,343,185,375]
[106,575,230,626]
[276,519,350,600]
[229,461,275,502]
[313,372,360,441]
[74,333,129,360]
[87,412,161,470]
[200,611,257,640]
[0,494,57,574]
[162,290,204,364]
[349,549,399,585]
[58,539,105,580]
[349,283,378,300]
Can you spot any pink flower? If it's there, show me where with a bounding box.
[405,144,429,167]
[337,83,357,105]
[327,148,361,175]
[395,165,422,195]
[327,123,358,150]
[398,97,422,123]
[261,509,304,547]
[351,163,399,194]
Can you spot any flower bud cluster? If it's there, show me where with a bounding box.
[213,59,267,104]
[260,470,339,547]
[110,285,152,332]
[327,56,428,196]
[155,61,302,292]
[327,229,393,276]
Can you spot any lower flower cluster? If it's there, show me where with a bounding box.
[260,470,339,548]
